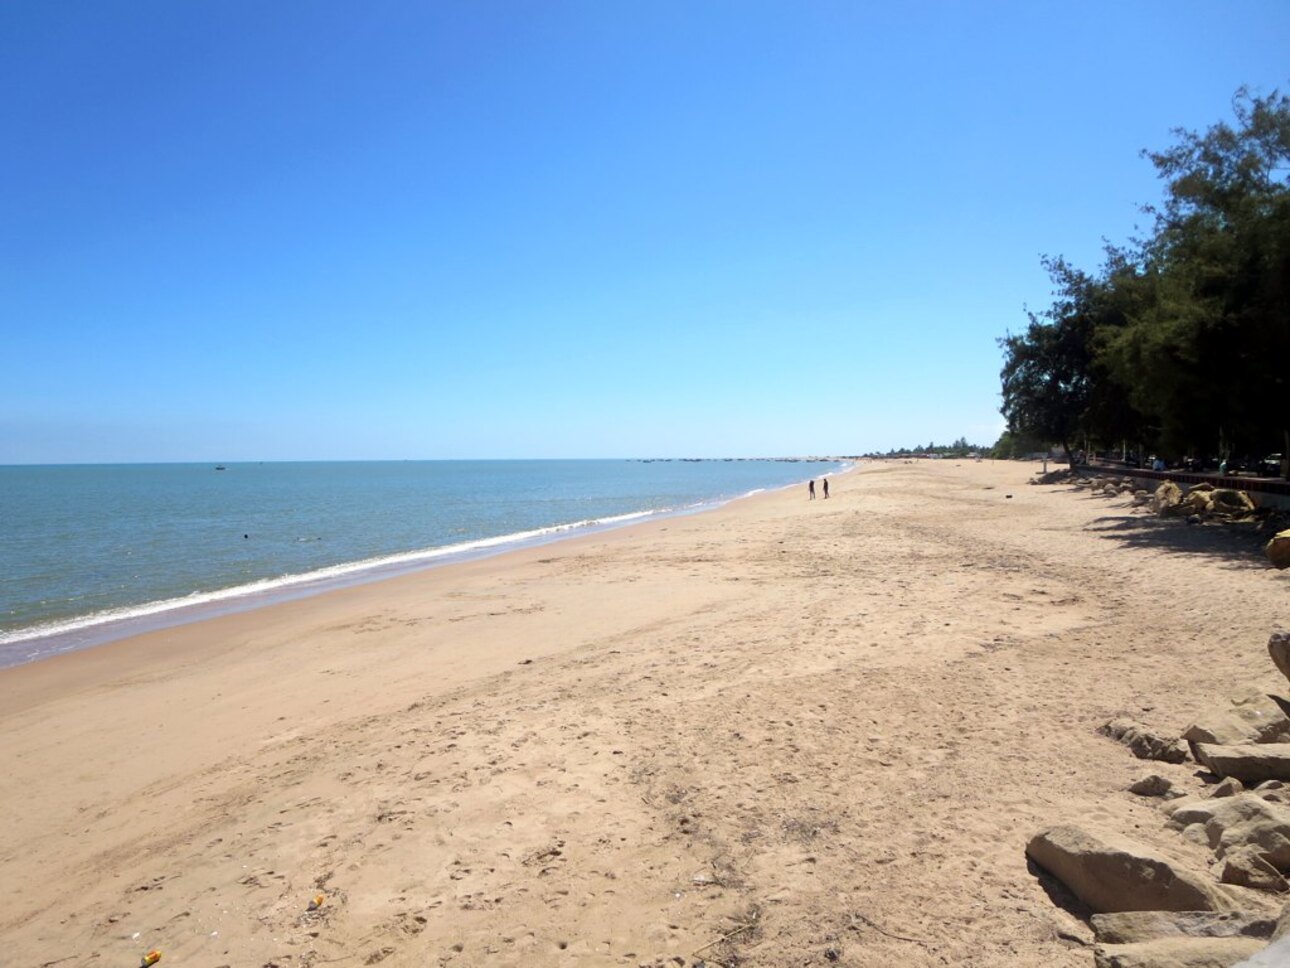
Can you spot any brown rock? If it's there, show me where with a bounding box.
[1090,910,1276,944]
[1220,845,1289,893]
[1270,632,1290,683]
[1268,533,1290,570]
[1103,719,1189,763]
[1275,900,1290,939]
[1026,825,1236,913]
[1131,774,1176,797]
[1202,794,1290,871]
[1194,743,1290,785]
[1211,488,1255,515]
[1185,490,1215,514]
[1239,934,1290,964]
[1154,481,1184,514]
[1255,780,1289,804]
[1182,691,1290,750]
[1093,937,1266,967]
[1211,777,1246,799]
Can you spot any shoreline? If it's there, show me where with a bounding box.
[5,458,1284,966]
[0,463,849,670]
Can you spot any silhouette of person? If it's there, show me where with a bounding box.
[808,479,816,500]
[822,478,829,499]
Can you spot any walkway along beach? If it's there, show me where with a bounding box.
[2,459,1287,966]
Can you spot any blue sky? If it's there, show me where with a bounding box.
[3,1,1287,462]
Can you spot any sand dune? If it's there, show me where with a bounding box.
[2,459,1287,967]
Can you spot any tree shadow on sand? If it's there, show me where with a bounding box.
[1082,509,1276,571]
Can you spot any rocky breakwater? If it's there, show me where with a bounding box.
[1027,632,1290,967]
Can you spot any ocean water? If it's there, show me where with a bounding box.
[0,459,843,667]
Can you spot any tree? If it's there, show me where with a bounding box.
[1136,87,1290,472]
[998,258,1097,465]
[999,87,1290,474]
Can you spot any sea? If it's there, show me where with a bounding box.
[0,458,845,668]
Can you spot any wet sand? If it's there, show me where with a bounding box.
[2,459,1286,967]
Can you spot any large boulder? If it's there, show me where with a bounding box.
[1204,794,1290,871]
[1026,825,1237,913]
[1211,489,1256,516]
[1103,718,1189,763]
[1091,910,1276,944]
[1094,937,1266,967]
[1183,692,1290,750]
[1154,481,1185,514]
[1169,793,1290,872]
[1185,490,1216,514]
[1266,533,1290,570]
[1195,744,1290,785]
[1269,633,1290,685]
[1220,845,1289,893]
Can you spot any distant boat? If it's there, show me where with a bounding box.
[215,465,226,471]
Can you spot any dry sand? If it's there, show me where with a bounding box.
[2,459,1287,967]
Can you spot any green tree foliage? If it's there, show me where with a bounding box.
[999,87,1290,475]
[998,257,1098,464]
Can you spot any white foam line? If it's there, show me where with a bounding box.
[0,506,667,649]
[1,463,850,658]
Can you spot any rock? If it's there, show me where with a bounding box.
[1212,489,1256,515]
[1183,823,1213,846]
[1090,910,1276,944]
[1163,794,1290,872]
[1212,778,1247,798]
[1202,794,1290,871]
[1103,719,1189,763]
[1026,825,1237,913]
[1154,481,1184,514]
[1164,795,1208,818]
[1269,633,1290,685]
[1183,692,1290,750]
[1255,781,1288,804]
[1220,845,1290,893]
[1186,490,1215,514]
[1268,533,1290,570]
[1093,937,1266,967]
[1274,900,1290,940]
[1236,933,1290,965]
[1195,744,1290,785]
[1132,774,1177,797]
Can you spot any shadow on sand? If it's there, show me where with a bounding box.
[1081,506,1275,571]
[1026,856,1094,934]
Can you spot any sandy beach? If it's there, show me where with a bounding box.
[3,459,1288,967]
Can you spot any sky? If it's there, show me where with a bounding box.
[3,1,1288,462]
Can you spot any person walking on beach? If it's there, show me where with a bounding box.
[822,478,829,499]
[808,479,816,500]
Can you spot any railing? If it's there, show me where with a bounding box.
[1086,460,1290,497]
